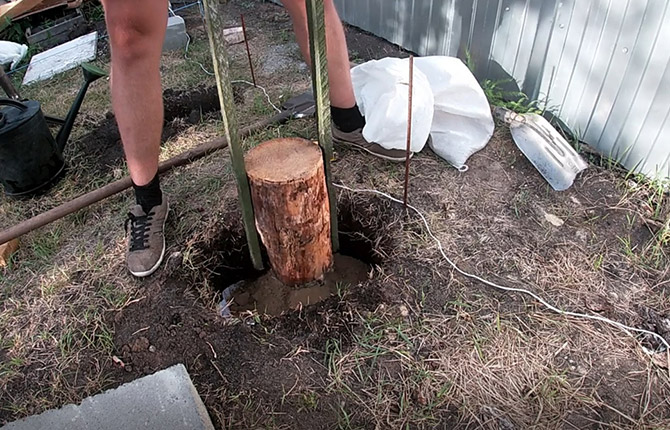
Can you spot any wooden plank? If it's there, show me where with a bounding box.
[306,0,340,252]
[17,0,81,20]
[0,0,44,29]
[201,0,263,270]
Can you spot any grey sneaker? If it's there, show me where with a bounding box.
[332,126,413,162]
[125,198,168,277]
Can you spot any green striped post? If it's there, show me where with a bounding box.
[306,0,340,252]
[202,0,263,270]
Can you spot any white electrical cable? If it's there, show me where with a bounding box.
[184,35,282,113]
[231,80,282,113]
[333,183,670,354]
[184,32,215,76]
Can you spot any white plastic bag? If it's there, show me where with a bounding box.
[0,41,28,70]
[351,56,494,170]
[415,57,494,170]
[351,57,433,153]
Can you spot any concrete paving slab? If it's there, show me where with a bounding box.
[1,364,214,430]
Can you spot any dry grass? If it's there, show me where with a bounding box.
[319,300,670,429]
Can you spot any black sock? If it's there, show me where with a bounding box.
[133,172,162,213]
[331,105,366,133]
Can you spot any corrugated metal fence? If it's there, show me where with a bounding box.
[277,0,670,179]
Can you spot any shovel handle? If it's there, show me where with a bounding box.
[492,106,525,125]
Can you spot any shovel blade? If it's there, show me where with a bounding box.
[510,113,588,191]
[281,92,315,119]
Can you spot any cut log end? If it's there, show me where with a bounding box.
[246,138,333,286]
[246,138,323,184]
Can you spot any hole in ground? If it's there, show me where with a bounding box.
[207,196,396,316]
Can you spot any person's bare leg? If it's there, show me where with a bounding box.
[281,0,355,109]
[281,0,407,161]
[101,0,167,186]
[102,0,170,278]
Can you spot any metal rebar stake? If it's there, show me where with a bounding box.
[240,14,256,87]
[202,0,263,270]
[306,0,340,252]
[403,55,414,208]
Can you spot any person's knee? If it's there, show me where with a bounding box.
[103,2,165,63]
[280,0,306,17]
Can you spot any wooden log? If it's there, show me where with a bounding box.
[245,138,333,285]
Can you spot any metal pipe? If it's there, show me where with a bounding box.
[0,112,290,245]
[403,55,414,208]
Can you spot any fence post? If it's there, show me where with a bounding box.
[202,0,264,270]
[306,0,340,252]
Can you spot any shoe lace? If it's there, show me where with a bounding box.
[125,211,154,252]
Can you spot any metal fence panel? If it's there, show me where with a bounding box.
[269,0,670,179]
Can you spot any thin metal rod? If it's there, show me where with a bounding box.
[240,14,256,87]
[403,55,414,208]
[306,0,339,252]
[203,0,263,270]
[0,112,292,246]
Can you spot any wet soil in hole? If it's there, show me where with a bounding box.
[210,197,393,316]
[229,254,370,316]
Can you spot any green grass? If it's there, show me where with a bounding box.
[251,93,275,116]
[30,228,63,262]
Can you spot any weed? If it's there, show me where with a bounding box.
[82,2,105,22]
[335,403,354,430]
[618,236,635,259]
[511,189,531,218]
[277,29,293,43]
[593,254,604,271]
[445,297,472,311]
[298,391,319,412]
[335,281,349,300]
[480,79,541,114]
[0,356,24,379]
[464,50,476,73]
[0,19,29,44]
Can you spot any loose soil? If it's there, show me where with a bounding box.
[74,85,223,174]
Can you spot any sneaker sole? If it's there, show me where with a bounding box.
[333,137,414,163]
[129,202,169,278]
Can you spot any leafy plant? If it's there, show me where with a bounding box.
[480,78,541,114]
[82,1,105,23]
[0,19,30,44]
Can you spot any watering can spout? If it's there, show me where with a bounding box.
[55,63,107,152]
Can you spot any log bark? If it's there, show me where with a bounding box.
[245,138,333,285]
